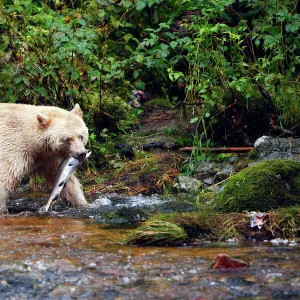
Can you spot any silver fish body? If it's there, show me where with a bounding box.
[39,152,91,213]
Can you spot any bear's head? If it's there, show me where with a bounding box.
[37,104,89,159]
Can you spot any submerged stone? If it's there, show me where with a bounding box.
[102,207,150,226]
[214,160,300,212]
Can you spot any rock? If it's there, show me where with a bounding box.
[214,160,300,212]
[157,199,198,213]
[214,164,234,182]
[212,253,250,270]
[195,161,217,174]
[194,161,236,185]
[102,207,150,226]
[203,178,214,185]
[173,176,202,193]
[250,136,300,163]
[227,155,239,164]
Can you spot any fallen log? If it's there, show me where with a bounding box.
[179,147,253,153]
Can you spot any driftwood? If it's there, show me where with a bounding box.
[179,147,253,153]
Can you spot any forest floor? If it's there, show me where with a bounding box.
[83,104,245,196]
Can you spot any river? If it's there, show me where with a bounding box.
[1,214,300,299]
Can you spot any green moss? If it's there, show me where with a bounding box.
[142,98,172,111]
[87,91,131,120]
[276,205,300,219]
[214,160,300,213]
[148,206,218,238]
[294,177,300,189]
[125,204,300,243]
[268,206,300,238]
[196,190,216,204]
[247,148,259,160]
[125,219,188,246]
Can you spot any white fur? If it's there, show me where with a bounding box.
[0,103,89,213]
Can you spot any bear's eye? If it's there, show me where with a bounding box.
[78,135,84,141]
[62,137,73,143]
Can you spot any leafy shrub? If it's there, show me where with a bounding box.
[0,0,299,153]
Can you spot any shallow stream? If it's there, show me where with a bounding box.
[1,195,300,299]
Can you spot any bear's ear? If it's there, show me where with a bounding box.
[71,103,83,118]
[37,113,51,127]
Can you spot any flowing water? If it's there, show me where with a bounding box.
[1,195,300,299]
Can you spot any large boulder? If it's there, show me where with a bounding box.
[214,160,300,212]
[250,136,300,163]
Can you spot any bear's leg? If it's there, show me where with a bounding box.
[61,174,88,207]
[0,184,8,213]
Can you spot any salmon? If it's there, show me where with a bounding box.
[39,152,91,213]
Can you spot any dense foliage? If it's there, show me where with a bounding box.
[0,0,299,145]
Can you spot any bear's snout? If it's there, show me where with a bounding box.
[69,137,88,160]
[75,151,88,161]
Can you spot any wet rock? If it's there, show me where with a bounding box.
[116,143,135,159]
[203,178,214,185]
[250,136,300,164]
[7,195,69,214]
[213,164,234,182]
[195,161,217,174]
[194,161,236,186]
[227,155,239,164]
[102,207,150,226]
[173,176,202,193]
[157,199,198,213]
[212,253,250,270]
[7,193,198,227]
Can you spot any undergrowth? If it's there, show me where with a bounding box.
[126,206,300,245]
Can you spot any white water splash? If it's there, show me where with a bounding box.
[90,194,167,208]
[90,196,112,207]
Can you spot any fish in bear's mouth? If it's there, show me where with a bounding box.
[39,151,91,213]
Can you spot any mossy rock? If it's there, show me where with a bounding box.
[157,199,198,213]
[149,208,218,239]
[214,160,300,212]
[102,207,150,226]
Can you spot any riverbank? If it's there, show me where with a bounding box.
[9,106,300,245]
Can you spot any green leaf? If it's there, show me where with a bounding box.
[190,117,199,124]
[133,69,140,79]
[71,71,80,80]
[23,76,30,87]
[136,1,147,11]
[170,41,178,49]
[286,22,299,33]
